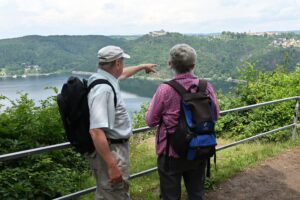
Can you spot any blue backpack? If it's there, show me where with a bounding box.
[164,79,217,176]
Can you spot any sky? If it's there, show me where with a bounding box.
[0,0,300,39]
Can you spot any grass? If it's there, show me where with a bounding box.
[80,131,300,199]
[129,135,159,200]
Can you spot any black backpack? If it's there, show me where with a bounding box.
[164,79,217,175]
[57,76,117,154]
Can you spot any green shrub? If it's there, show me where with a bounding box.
[0,92,90,199]
[216,63,300,141]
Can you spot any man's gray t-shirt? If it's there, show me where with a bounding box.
[87,69,132,139]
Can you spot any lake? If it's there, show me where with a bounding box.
[0,74,151,117]
[0,73,237,117]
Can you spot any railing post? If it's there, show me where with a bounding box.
[292,97,299,139]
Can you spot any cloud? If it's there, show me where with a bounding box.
[0,0,299,39]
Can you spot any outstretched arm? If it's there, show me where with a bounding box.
[118,64,156,80]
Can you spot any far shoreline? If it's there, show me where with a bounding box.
[0,72,60,79]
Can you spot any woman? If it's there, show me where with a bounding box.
[145,43,220,200]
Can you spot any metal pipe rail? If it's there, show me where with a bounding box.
[53,167,159,200]
[1,97,298,162]
[1,96,299,200]
[0,127,153,162]
[220,96,299,115]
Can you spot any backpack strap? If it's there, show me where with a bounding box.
[198,79,208,93]
[165,79,208,96]
[164,80,187,97]
[206,153,217,178]
[88,79,117,108]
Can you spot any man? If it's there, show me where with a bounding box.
[145,44,220,200]
[87,45,156,200]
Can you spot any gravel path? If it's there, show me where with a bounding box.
[205,147,300,200]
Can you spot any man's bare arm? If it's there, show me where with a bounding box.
[118,64,156,80]
[89,128,122,184]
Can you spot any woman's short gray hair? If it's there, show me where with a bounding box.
[169,44,196,73]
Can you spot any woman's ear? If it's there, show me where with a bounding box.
[191,64,195,70]
[168,61,172,69]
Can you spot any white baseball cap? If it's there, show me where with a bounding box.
[97,45,130,62]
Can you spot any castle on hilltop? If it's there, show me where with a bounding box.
[149,29,168,37]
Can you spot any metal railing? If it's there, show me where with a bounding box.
[0,96,299,200]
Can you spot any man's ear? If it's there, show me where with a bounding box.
[115,58,123,69]
[116,59,121,66]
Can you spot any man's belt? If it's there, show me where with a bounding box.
[107,138,129,144]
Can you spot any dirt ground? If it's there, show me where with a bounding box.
[205,147,300,200]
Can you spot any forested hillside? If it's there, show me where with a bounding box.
[1,32,300,79]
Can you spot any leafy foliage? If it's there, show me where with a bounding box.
[216,63,300,141]
[0,35,125,74]
[1,32,300,79]
[0,92,90,199]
